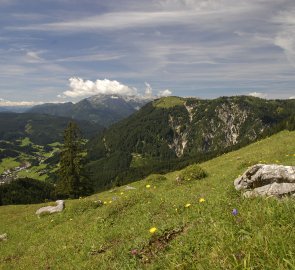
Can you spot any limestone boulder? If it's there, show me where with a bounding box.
[36,200,65,215]
[234,164,295,198]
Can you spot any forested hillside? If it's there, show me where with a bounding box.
[86,96,295,190]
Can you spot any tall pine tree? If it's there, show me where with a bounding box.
[56,121,93,198]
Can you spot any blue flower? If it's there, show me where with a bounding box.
[232,208,238,216]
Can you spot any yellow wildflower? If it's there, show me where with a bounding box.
[149,227,157,234]
[103,201,107,205]
[146,184,151,188]
[120,192,124,195]
[199,198,205,203]
[185,203,191,208]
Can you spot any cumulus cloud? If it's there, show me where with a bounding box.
[144,82,173,98]
[158,89,172,97]
[0,98,43,106]
[144,82,153,98]
[248,92,267,99]
[62,77,138,98]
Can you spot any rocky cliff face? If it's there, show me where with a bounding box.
[168,114,189,157]
[165,97,273,157]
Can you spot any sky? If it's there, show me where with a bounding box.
[0,0,295,106]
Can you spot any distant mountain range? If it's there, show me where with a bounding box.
[85,96,295,189]
[0,106,32,113]
[28,94,152,127]
[0,113,103,145]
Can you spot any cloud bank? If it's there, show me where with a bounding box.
[0,98,44,107]
[62,77,138,98]
[248,92,268,99]
[62,77,173,99]
[158,89,172,97]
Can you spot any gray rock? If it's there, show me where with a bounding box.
[234,164,295,198]
[36,200,65,215]
[0,233,7,241]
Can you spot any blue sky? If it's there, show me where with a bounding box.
[0,0,295,105]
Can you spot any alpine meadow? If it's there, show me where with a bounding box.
[1,0,295,269]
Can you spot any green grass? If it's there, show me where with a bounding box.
[153,96,185,108]
[0,158,20,174]
[19,137,31,147]
[17,164,48,181]
[1,130,295,269]
[48,142,62,147]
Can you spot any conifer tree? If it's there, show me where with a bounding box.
[56,121,93,198]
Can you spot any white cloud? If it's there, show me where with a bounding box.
[144,82,153,98]
[275,31,295,66]
[26,51,43,63]
[248,92,267,98]
[289,96,295,99]
[0,98,43,106]
[274,9,295,67]
[62,77,137,98]
[8,1,259,33]
[158,89,172,97]
[56,53,123,62]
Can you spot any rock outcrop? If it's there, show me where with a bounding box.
[36,200,65,215]
[234,164,295,198]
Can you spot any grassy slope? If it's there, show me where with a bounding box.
[153,96,185,108]
[0,130,295,269]
[0,158,20,175]
[0,139,61,181]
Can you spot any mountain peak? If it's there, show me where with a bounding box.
[28,94,153,127]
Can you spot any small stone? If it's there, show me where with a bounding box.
[0,233,8,241]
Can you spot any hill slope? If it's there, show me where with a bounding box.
[0,113,104,183]
[86,96,295,189]
[0,112,103,145]
[0,130,294,269]
[28,94,152,127]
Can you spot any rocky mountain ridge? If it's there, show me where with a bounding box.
[28,94,152,127]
